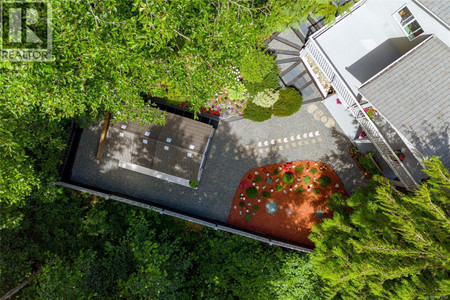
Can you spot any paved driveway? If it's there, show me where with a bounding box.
[71,102,366,223]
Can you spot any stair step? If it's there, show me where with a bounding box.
[276,57,301,64]
[303,97,323,104]
[299,80,313,91]
[273,36,303,50]
[307,15,322,31]
[279,60,301,77]
[272,49,299,56]
[285,70,307,86]
[291,27,306,44]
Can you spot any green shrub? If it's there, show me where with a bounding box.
[273,169,280,176]
[262,191,271,198]
[311,167,318,175]
[240,50,276,83]
[297,187,304,193]
[239,201,245,207]
[253,89,279,108]
[227,82,247,101]
[273,88,303,117]
[246,187,258,198]
[244,65,280,96]
[358,152,381,175]
[282,172,294,184]
[244,212,252,220]
[254,175,262,183]
[303,176,311,184]
[295,165,304,173]
[276,184,283,191]
[243,100,272,122]
[253,205,259,211]
[189,180,199,188]
[313,188,320,195]
[319,176,331,187]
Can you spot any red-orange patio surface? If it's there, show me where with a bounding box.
[227,161,347,247]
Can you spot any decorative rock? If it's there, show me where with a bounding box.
[315,163,318,166]
[246,209,249,213]
[289,188,292,191]
[283,190,287,194]
[243,197,246,200]
[253,213,256,215]
[307,189,310,192]
[257,199,261,202]
[252,182,256,186]
[285,208,293,215]
[294,184,298,188]
[247,203,251,206]
[297,178,301,182]
[275,178,280,182]
[239,211,242,215]
[335,184,340,188]
[278,166,282,170]
[262,186,266,189]
[233,205,237,209]
[266,173,270,176]
[270,189,274,192]
[256,186,260,190]
[313,177,317,182]
[306,168,310,172]
[254,171,259,175]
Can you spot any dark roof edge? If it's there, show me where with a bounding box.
[413,0,450,29]
[359,35,435,89]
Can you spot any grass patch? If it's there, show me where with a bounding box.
[276,184,283,191]
[303,176,311,184]
[273,169,280,176]
[262,191,270,198]
[295,165,304,173]
[254,175,262,183]
[311,167,318,175]
[244,212,252,221]
[313,188,320,195]
[297,187,304,194]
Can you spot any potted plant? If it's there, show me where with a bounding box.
[189,180,199,189]
[394,150,406,165]
[364,107,378,120]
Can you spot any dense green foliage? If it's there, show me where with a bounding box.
[246,187,258,198]
[282,172,295,184]
[273,87,303,117]
[243,100,273,122]
[319,175,331,187]
[358,152,382,175]
[244,66,281,97]
[253,89,280,108]
[310,157,450,299]
[240,50,277,83]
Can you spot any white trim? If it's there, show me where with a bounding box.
[392,5,425,41]
[412,0,450,30]
[359,34,434,88]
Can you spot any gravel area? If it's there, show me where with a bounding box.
[71,103,366,223]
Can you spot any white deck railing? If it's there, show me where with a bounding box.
[305,39,419,190]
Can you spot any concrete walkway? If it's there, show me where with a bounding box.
[71,102,366,223]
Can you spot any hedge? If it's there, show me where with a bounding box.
[273,87,303,117]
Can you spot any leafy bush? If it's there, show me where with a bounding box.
[303,176,311,184]
[254,175,262,183]
[358,152,381,175]
[253,89,279,108]
[262,191,271,198]
[189,180,199,188]
[319,176,331,187]
[244,65,280,96]
[243,100,272,122]
[313,188,320,195]
[239,201,245,207]
[276,184,283,191]
[282,172,294,184]
[253,205,259,211]
[246,187,258,198]
[227,82,247,101]
[311,168,318,175]
[273,88,303,117]
[297,187,304,193]
[240,50,276,83]
[273,169,280,176]
[244,212,252,221]
[295,165,304,173]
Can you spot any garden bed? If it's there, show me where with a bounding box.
[227,161,347,247]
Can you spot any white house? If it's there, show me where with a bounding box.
[297,0,450,190]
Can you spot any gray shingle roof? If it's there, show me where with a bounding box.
[415,0,450,25]
[360,36,450,168]
[105,112,214,181]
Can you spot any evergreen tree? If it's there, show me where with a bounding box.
[310,156,450,299]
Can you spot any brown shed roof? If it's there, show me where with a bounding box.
[105,112,214,181]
